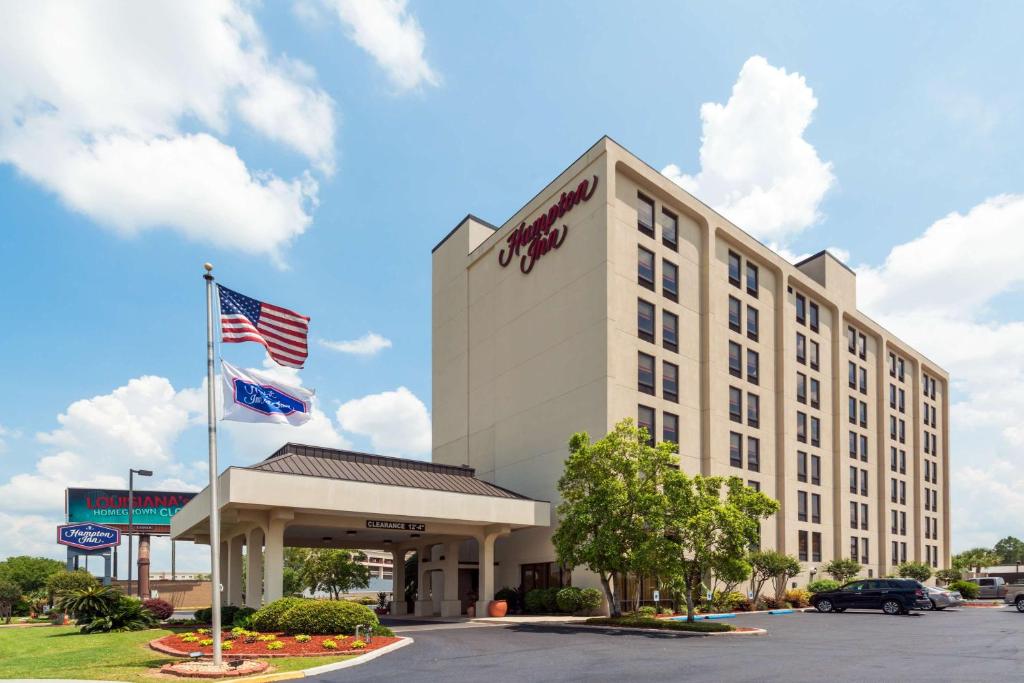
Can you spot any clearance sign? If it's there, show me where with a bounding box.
[65,487,197,535]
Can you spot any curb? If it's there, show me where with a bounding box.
[228,638,413,683]
[534,623,767,637]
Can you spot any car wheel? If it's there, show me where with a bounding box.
[882,599,903,615]
[815,599,834,613]
[1016,597,1024,613]
[922,600,934,611]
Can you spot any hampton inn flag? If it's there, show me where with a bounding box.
[218,284,310,368]
[221,360,313,426]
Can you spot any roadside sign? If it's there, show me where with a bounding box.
[653,590,660,602]
[57,522,121,550]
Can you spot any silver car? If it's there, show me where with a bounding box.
[924,586,964,610]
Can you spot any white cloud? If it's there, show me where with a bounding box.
[0,1,336,263]
[319,332,393,356]
[0,511,63,559]
[323,0,440,92]
[662,55,835,243]
[0,424,15,454]
[773,244,850,267]
[336,387,431,457]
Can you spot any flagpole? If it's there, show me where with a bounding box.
[203,263,223,667]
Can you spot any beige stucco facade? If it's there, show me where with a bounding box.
[432,136,951,597]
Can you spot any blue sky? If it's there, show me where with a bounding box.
[1,1,1022,572]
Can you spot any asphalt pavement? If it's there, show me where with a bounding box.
[308,606,1024,682]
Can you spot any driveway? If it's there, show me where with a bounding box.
[309,607,1024,682]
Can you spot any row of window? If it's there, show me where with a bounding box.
[890,447,907,474]
[795,332,821,369]
[888,352,906,381]
[796,411,821,446]
[637,246,678,302]
[728,296,759,341]
[797,530,822,562]
[637,193,679,250]
[891,541,908,564]
[848,397,869,428]
[849,466,869,496]
[925,544,940,568]
[891,509,907,536]
[638,298,678,350]
[795,372,821,408]
[849,431,869,462]
[849,361,869,394]
[728,341,760,384]
[727,250,759,297]
[729,387,760,427]
[888,415,907,443]
[796,451,821,485]
[638,405,678,447]
[847,326,867,360]
[797,490,821,523]
[924,487,939,512]
[888,384,906,413]
[924,516,940,540]
[850,501,869,530]
[729,431,760,471]
[923,430,938,454]
[923,459,938,484]
[638,353,679,402]
[890,478,907,505]
[922,373,938,399]
[851,537,870,564]
[794,293,820,332]
[922,403,938,427]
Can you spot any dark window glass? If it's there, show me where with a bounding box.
[729,296,741,332]
[798,491,808,521]
[810,416,820,447]
[797,412,807,443]
[891,478,897,503]
[810,341,819,369]
[747,437,760,472]
[812,493,821,523]
[638,299,655,342]
[849,361,857,388]
[797,451,808,482]
[812,532,822,562]
[848,397,857,425]
[729,341,742,377]
[799,530,808,562]
[889,352,897,377]
[660,209,678,249]
[796,294,806,324]
[663,412,679,449]
[747,306,759,341]
[810,378,820,408]
[858,333,867,360]
[747,349,759,384]
[859,367,868,394]
[861,538,869,565]
[638,247,655,289]
[848,326,857,352]
[746,262,758,296]
[748,480,760,492]
[796,333,807,364]
[861,503,868,530]
[638,405,655,446]
[637,194,654,237]
[638,352,655,395]
[796,372,807,404]
[890,384,897,408]
[859,401,867,428]
[811,455,821,485]
[850,466,858,494]
[728,251,741,287]
[861,469,868,496]
[663,310,678,351]
[849,430,857,457]
[747,392,759,427]
[859,435,868,462]
[850,501,858,529]
[809,302,819,332]
[730,431,742,468]
[663,260,678,301]
[729,386,742,422]
[663,361,679,402]
[851,537,859,563]
[898,358,905,381]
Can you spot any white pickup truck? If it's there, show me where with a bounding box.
[1003,583,1024,612]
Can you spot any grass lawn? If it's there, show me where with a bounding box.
[0,625,354,681]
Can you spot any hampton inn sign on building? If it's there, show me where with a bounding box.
[173,136,950,615]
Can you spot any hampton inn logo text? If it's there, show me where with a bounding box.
[498,175,598,274]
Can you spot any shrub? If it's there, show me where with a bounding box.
[948,580,979,599]
[371,624,395,637]
[79,596,156,633]
[193,605,240,626]
[350,596,377,606]
[199,639,214,647]
[634,605,657,617]
[44,570,98,598]
[555,587,583,614]
[142,598,174,621]
[251,597,309,632]
[523,589,546,614]
[494,587,521,613]
[784,589,811,608]
[755,595,787,611]
[585,616,732,632]
[294,634,312,642]
[232,606,256,628]
[704,590,744,613]
[322,639,338,650]
[350,640,367,649]
[578,588,602,615]
[542,587,561,612]
[733,597,754,612]
[257,634,277,642]
[657,605,674,615]
[897,562,933,583]
[266,641,283,650]
[278,600,379,635]
[56,585,122,623]
[222,640,234,651]
[807,579,840,594]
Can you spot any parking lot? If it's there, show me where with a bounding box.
[310,607,1024,682]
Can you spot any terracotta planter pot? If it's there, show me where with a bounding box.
[487,600,508,617]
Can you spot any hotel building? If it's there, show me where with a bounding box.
[432,136,950,597]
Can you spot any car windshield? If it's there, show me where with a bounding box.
[842,581,865,592]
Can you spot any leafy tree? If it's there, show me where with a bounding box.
[897,562,933,582]
[0,580,21,624]
[823,558,861,584]
[553,419,681,617]
[710,555,752,597]
[283,548,310,597]
[0,556,64,594]
[301,549,371,599]
[953,548,1000,575]
[749,551,801,601]
[662,475,778,622]
[994,536,1024,566]
[934,568,961,585]
[45,569,98,602]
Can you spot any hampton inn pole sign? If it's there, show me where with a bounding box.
[498,175,599,274]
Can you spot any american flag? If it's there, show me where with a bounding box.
[218,285,310,368]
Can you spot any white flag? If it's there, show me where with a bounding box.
[221,360,313,426]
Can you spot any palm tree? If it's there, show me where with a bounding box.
[56,585,121,623]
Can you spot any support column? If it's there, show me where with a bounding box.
[218,540,229,606]
[263,511,292,604]
[137,534,151,599]
[475,527,509,618]
[245,527,264,609]
[440,541,462,617]
[391,550,407,616]
[414,544,434,617]
[227,535,244,606]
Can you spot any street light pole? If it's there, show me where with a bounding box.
[128,468,153,598]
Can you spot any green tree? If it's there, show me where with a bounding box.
[994,536,1024,566]
[897,561,933,582]
[662,475,778,622]
[953,548,1000,575]
[749,551,801,602]
[934,568,961,585]
[823,558,861,584]
[283,548,311,597]
[301,549,371,599]
[0,556,64,594]
[56,585,121,623]
[44,569,98,602]
[0,579,21,624]
[710,555,752,597]
[552,419,680,617]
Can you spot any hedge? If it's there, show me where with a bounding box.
[251,597,309,632]
[278,600,379,635]
[585,616,733,632]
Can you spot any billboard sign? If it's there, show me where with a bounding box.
[57,522,121,550]
[66,488,197,535]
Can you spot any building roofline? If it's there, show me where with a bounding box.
[431,214,499,254]
[261,442,477,477]
[794,248,858,276]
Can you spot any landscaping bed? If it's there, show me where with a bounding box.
[152,630,401,658]
[584,616,734,633]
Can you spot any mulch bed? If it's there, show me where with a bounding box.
[151,631,401,658]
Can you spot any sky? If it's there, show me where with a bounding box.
[1,0,1023,574]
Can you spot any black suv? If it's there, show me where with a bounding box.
[811,579,932,615]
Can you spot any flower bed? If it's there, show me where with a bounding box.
[151,630,400,658]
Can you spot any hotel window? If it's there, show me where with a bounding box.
[899,450,906,474]
[728,251,741,287]
[848,361,857,388]
[889,384,897,408]
[891,510,898,534]
[796,333,807,364]
[850,501,858,529]
[746,262,759,297]
[797,412,807,443]
[747,437,760,472]
[890,478,897,503]
[900,511,906,535]
[848,326,857,353]
[810,378,820,409]
[660,208,678,250]
[638,246,655,290]
[747,349,759,384]
[899,480,906,505]
[637,193,655,237]
[898,419,905,443]
[748,480,760,492]
[663,310,678,352]
[638,298,655,343]
[663,259,678,301]
[809,302,820,332]
[797,451,808,482]
[730,431,742,468]
[930,379,937,400]
[851,536,859,563]
[729,341,742,377]
[638,405,655,446]
[858,333,867,360]
[859,401,868,428]
[811,455,821,485]
[848,397,857,425]
[796,372,807,404]
[799,530,809,562]
[812,532,822,562]
[663,412,679,449]
[638,353,655,395]
[859,435,868,462]
[747,392,760,427]
[810,340,819,370]
[861,539,869,565]
[850,466,858,494]
[889,352,897,377]
[728,296,741,332]
[859,367,868,394]
[898,357,905,381]
[812,493,821,523]
[860,469,868,496]
[747,305,759,341]
[849,431,857,457]
[890,447,898,472]
[798,491,808,521]
[861,503,868,530]
[810,416,820,447]
[898,388,905,413]
[796,294,807,325]
[663,362,678,403]
[889,415,897,439]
